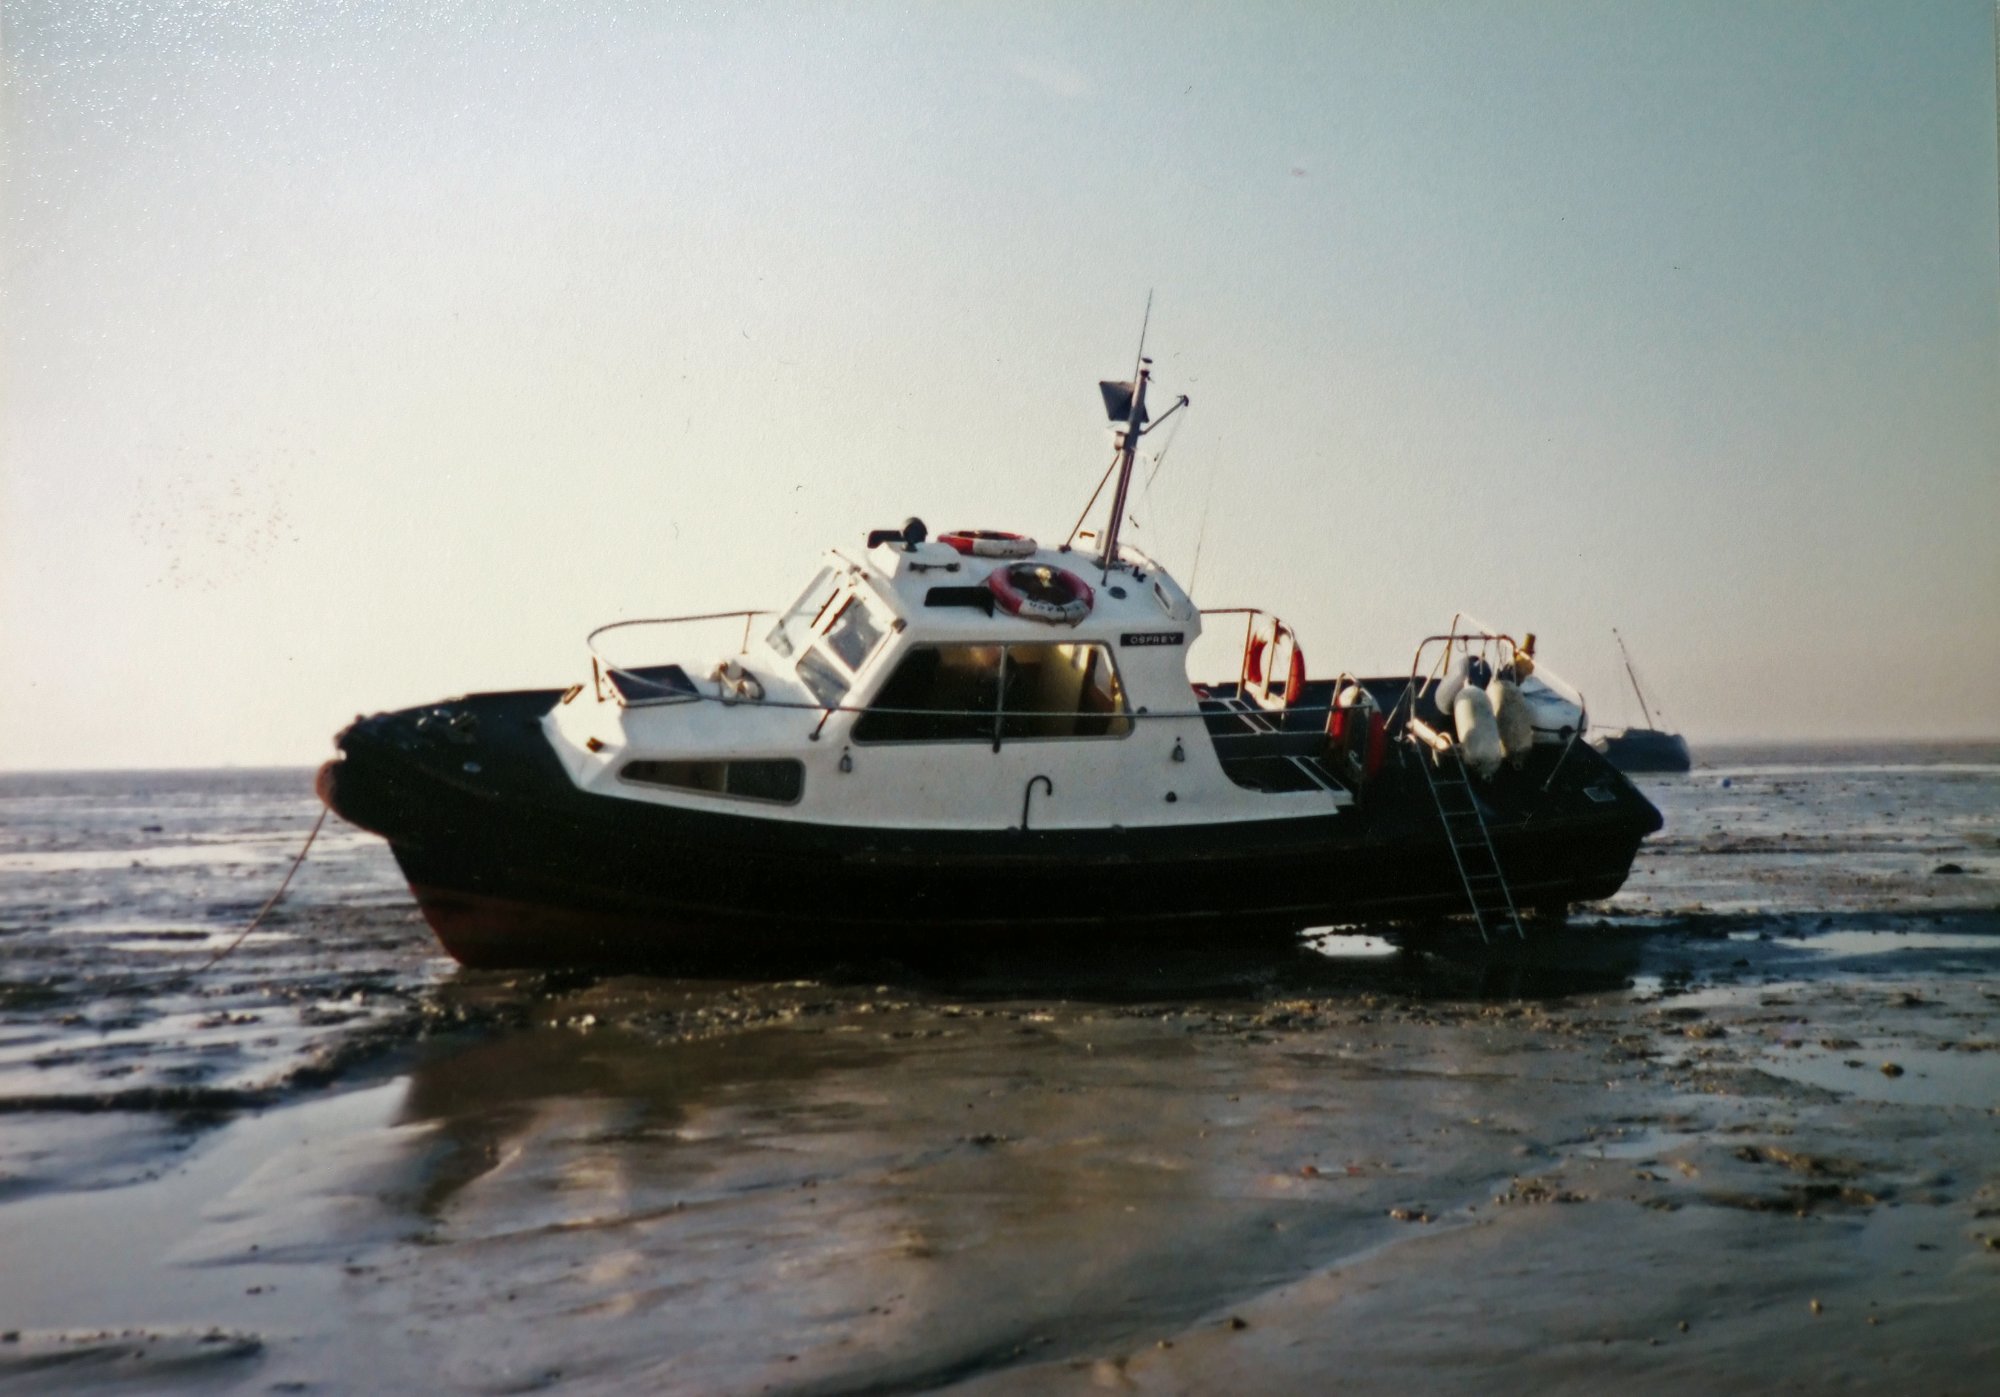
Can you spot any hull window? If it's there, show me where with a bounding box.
[621,758,804,804]
[854,644,1129,743]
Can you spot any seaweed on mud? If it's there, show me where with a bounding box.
[1494,1175,1587,1205]
[1704,1182,1881,1213]
[1731,1144,1868,1178]
[0,978,74,1011]
[0,1084,277,1117]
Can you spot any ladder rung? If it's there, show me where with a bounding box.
[1422,751,1522,936]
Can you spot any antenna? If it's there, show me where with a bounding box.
[1132,289,1153,379]
[1094,292,1188,578]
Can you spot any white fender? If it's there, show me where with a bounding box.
[1488,677,1533,766]
[1335,683,1378,714]
[1435,653,1470,712]
[1453,685,1503,780]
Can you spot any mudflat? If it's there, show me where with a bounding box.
[0,750,1995,1394]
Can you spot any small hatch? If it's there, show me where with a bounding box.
[607,664,699,706]
[923,585,997,614]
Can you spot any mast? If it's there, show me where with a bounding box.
[1614,629,1658,731]
[1087,298,1188,575]
[1097,358,1150,577]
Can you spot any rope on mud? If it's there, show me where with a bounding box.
[173,806,328,984]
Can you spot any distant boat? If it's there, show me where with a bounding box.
[1589,630,1692,773]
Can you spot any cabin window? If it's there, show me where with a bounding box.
[764,566,838,659]
[852,645,1004,742]
[620,758,804,804]
[853,643,1129,743]
[999,644,1132,739]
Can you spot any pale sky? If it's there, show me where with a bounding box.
[4,1,1997,769]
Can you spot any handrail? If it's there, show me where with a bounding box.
[588,610,773,653]
[1386,622,1519,732]
[1021,774,1054,830]
[1384,620,1589,741]
[1198,608,1288,704]
[577,608,1582,733]
[586,610,776,707]
[585,663,1340,726]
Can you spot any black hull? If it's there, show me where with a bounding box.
[1591,729,1693,774]
[319,691,1663,968]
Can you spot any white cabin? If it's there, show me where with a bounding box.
[544,534,1354,832]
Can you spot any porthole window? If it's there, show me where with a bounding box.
[620,758,804,804]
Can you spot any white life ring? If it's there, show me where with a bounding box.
[940,530,1037,559]
[986,563,1093,625]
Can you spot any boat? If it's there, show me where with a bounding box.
[1588,630,1693,773]
[318,351,1664,968]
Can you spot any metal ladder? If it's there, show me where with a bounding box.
[1418,746,1525,941]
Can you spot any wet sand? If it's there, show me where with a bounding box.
[1,758,1996,1393]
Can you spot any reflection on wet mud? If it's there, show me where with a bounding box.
[382,973,1574,1393]
[441,919,1652,1009]
[392,924,1656,1228]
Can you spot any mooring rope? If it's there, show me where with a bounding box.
[174,805,329,984]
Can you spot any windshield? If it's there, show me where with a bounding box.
[822,596,887,673]
[763,565,837,659]
[797,646,851,710]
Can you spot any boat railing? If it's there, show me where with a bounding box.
[1390,614,1589,744]
[579,607,1584,737]
[586,611,773,706]
[1195,607,1303,705]
[585,605,1346,726]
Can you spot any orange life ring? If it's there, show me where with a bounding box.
[1363,712,1387,778]
[1284,648,1306,706]
[940,530,1036,559]
[986,563,1093,625]
[1328,687,1387,781]
[1248,631,1305,704]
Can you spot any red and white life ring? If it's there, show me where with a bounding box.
[986,563,1093,625]
[940,530,1037,559]
[1246,627,1307,705]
